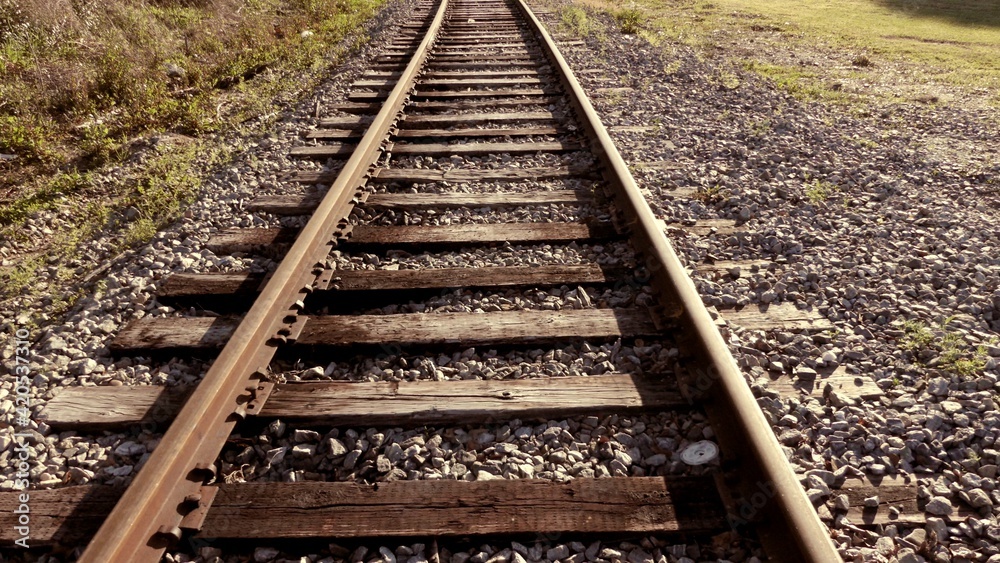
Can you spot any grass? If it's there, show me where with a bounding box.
[901,319,989,377]
[741,60,849,103]
[556,0,1000,106]
[559,5,595,36]
[613,7,644,34]
[804,178,838,203]
[0,140,224,300]
[0,0,382,172]
[694,184,729,204]
[0,0,384,304]
[901,320,935,352]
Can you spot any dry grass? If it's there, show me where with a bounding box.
[0,0,380,185]
[0,0,383,304]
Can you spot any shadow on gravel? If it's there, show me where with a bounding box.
[873,0,1000,29]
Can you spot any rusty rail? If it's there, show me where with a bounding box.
[512,1,840,560]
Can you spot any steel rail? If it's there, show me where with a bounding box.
[513,1,840,560]
[76,2,449,561]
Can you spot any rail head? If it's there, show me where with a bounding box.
[512,1,840,561]
[76,1,450,561]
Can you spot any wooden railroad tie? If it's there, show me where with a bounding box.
[0,477,727,546]
[109,308,662,354]
[0,473,968,547]
[204,222,620,255]
[247,189,594,215]
[38,374,686,430]
[284,164,599,185]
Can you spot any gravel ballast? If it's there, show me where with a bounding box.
[4,0,999,560]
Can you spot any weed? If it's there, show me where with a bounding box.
[0,255,44,298]
[560,6,593,36]
[614,8,644,34]
[661,60,682,75]
[0,114,57,163]
[853,137,879,149]
[695,184,729,203]
[79,123,128,167]
[805,178,837,203]
[901,320,934,352]
[748,118,771,137]
[601,87,626,106]
[851,54,873,67]
[901,319,989,377]
[741,60,848,102]
[0,0,383,309]
[715,68,741,90]
[0,171,90,226]
[0,0,384,189]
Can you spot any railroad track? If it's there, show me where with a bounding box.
[2,0,843,560]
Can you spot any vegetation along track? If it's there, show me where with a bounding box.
[1,0,841,561]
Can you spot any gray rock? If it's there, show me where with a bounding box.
[966,488,993,508]
[927,377,950,396]
[905,528,927,546]
[165,63,186,79]
[379,546,398,563]
[326,438,347,457]
[343,450,361,470]
[599,548,622,560]
[292,429,320,443]
[925,497,953,516]
[940,400,963,415]
[875,536,895,556]
[254,547,281,562]
[67,358,98,375]
[547,545,570,561]
[376,455,391,472]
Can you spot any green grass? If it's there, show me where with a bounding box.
[901,320,935,352]
[741,60,850,103]
[560,0,1000,105]
[559,6,595,36]
[613,7,644,34]
[0,139,222,301]
[900,319,989,377]
[804,178,838,203]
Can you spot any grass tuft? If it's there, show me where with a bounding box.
[559,6,593,36]
[851,53,874,67]
[901,319,989,378]
[805,178,838,203]
[614,7,644,34]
